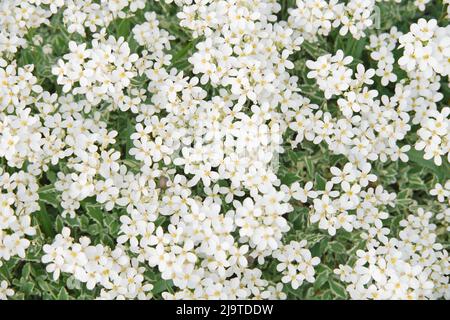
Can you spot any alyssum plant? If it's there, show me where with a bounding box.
[0,0,449,300]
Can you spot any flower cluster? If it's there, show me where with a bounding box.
[288,0,376,42]
[62,0,145,36]
[0,167,38,265]
[292,162,396,237]
[0,1,61,55]
[430,181,450,204]
[0,0,448,301]
[336,209,450,300]
[415,107,450,165]
[305,50,412,164]
[398,19,450,79]
[274,240,320,290]
[0,67,46,169]
[0,280,14,300]
[52,36,139,107]
[430,181,450,231]
[287,0,342,42]
[42,227,153,299]
[367,27,402,86]
[132,11,174,57]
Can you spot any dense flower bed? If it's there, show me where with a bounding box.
[0,0,449,300]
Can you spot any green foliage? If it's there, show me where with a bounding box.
[1,0,448,301]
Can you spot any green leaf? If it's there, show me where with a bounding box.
[328,242,346,254]
[79,215,91,231]
[46,170,57,183]
[152,279,173,295]
[310,238,329,257]
[329,279,348,299]
[36,203,55,238]
[407,149,449,182]
[37,278,58,299]
[305,157,314,179]
[55,216,64,233]
[397,189,411,200]
[314,173,327,190]
[85,204,104,224]
[66,276,81,290]
[396,198,413,209]
[57,287,70,300]
[314,270,330,290]
[407,175,426,190]
[116,19,131,38]
[349,37,367,59]
[322,290,333,299]
[21,263,32,279]
[125,121,136,159]
[281,173,300,185]
[20,281,35,295]
[87,223,102,235]
[302,41,328,59]
[38,186,60,208]
[171,39,198,66]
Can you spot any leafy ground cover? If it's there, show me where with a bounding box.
[0,0,449,300]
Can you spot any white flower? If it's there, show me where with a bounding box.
[0,281,14,300]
